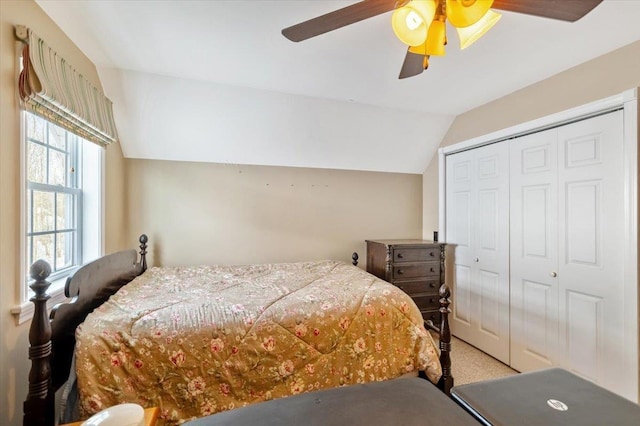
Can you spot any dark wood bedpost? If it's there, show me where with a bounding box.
[351,252,358,266]
[139,234,148,272]
[23,259,54,426]
[437,284,453,395]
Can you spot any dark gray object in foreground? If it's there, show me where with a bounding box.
[451,368,640,426]
[185,377,477,426]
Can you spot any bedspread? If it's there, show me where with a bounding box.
[75,260,442,424]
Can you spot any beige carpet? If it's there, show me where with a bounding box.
[451,336,518,385]
[432,332,518,385]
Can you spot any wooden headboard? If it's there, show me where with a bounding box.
[23,235,148,426]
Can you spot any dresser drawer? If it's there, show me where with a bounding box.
[395,279,441,296]
[392,263,439,280]
[412,294,441,312]
[393,247,439,263]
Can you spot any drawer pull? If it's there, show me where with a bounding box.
[430,267,435,273]
[429,282,436,288]
[397,269,404,275]
[397,253,404,258]
[430,298,436,303]
[430,252,435,257]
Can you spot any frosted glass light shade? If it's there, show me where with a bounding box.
[426,20,446,56]
[457,9,501,49]
[392,0,437,46]
[409,21,445,57]
[447,0,494,28]
[408,40,427,55]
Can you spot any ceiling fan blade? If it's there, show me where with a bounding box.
[492,0,603,22]
[282,0,397,42]
[398,50,428,80]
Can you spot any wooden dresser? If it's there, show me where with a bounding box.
[366,239,445,326]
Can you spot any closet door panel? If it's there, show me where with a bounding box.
[473,144,510,363]
[454,264,472,325]
[557,110,626,396]
[479,269,500,337]
[510,129,559,372]
[522,280,555,360]
[566,291,603,383]
[565,181,601,264]
[446,143,510,363]
[446,150,476,341]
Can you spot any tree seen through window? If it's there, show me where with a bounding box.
[26,112,82,278]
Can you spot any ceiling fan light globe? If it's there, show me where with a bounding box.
[446,0,494,28]
[426,20,447,56]
[408,41,427,55]
[405,10,423,30]
[457,9,501,49]
[392,0,436,46]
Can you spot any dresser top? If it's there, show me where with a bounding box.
[366,239,440,246]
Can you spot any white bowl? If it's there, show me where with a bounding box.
[81,403,144,426]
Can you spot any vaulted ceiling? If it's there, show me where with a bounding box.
[37,1,640,173]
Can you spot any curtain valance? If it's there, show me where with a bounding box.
[16,25,118,147]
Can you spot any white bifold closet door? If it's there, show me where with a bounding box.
[509,127,560,372]
[446,142,510,364]
[510,110,627,397]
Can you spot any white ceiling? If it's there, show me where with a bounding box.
[36,0,640,173]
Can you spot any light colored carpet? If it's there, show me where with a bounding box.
[450,336,518,385]
[432,332,518,385]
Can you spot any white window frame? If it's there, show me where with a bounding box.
[12,111,105,325]
[25,112,83,282]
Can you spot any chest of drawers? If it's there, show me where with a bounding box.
[366,239,445,326]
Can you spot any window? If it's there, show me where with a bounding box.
[25,112,82,280]
[21,110,103,305]
[14,112,103,322]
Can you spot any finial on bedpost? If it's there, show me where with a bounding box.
[438,284,453,395]
[139,234,148,272]
[24,259,55,426]
[351,252,359,266]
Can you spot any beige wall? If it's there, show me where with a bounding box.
[126,159,423,267]
[0,1,128,425]
[423,41,640,237]
[105,136,129,253]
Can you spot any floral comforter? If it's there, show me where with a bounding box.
[75,260,441,424]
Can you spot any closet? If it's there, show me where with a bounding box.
[444,143,510,364]
[440,91,638,403]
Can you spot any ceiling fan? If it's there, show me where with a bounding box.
[282,0,603,79]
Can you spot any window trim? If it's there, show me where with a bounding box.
[13,111,105,324]
[20,107,28,305]
[11,278,69,325]
[24,112,84,285]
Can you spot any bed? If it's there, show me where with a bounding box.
[23,235,453,426]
